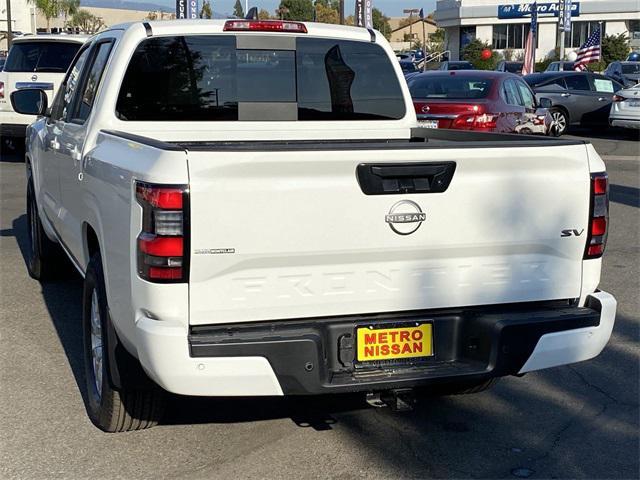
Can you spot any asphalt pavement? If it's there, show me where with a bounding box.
[0,133,638,480]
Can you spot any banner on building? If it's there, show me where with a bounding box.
[497,2,579,19]
[559,0,573,32]
[176,0,199,19]
[355,0,373,29]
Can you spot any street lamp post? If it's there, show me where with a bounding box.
[403,8,420,49]
[6,0,14,50]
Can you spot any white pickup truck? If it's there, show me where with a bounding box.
[13,19,616,432]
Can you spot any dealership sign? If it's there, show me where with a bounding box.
[498,2,580,19]
[176,0,199,19]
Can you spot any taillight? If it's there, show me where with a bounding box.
[584,172,609,259]
[223,20,307,33]
[452,112,497,130]
[0,81,4,99]
[136,181,189,283]
[612,94,625,102]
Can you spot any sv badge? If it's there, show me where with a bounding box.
[561,229,584,237]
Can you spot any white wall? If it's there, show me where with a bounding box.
[0,0,37,52]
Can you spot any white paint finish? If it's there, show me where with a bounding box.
[519,290,617,373]
[187,144,591,325]
[580,258,602,306]
[135,315,283,396]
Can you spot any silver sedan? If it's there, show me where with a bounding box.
[610,84,640,129]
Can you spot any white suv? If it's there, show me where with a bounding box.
[0,34,87,144]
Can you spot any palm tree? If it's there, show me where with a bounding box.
[59,0,80,29]
[31,0,60,33]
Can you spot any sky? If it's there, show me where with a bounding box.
[155,0,438,17]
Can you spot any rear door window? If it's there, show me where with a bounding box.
[116,35,405,122]
[4,41,81,73]
[503,79,522,106]
[564,75,591,91]
[515,80,536,108]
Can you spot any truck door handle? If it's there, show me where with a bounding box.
[357,162,456,195]
[561,93,571,98]
[598,97,607,102]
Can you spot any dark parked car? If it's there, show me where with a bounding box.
[407,71,551,135]
[496,61,524,74]
[438,61,474,71]
[524,72,624,135]
[604,61,640,88]
[545,61,576,72]
[399,59,418,74]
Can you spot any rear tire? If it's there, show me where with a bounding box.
[26,178,61,280]
[82,252,165,432]
[548,108,568,137]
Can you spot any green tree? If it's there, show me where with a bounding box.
[278,0,314,22]
[602,33,630,63]
[59,0,79,27]
[461,38,500,70]
[372,8,391,39]
[199,0,213,18]
[426,27,445,53]
[33,0,60,33]
[233,0,244,18]
[69,8,105,34]
[258,8,272,20]
[315,3,339,24]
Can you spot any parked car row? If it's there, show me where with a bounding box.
[407,71,552,135]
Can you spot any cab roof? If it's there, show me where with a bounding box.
[12,34,89,44]
[108,19,377,43]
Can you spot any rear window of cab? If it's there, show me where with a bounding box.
[116,36,406,121]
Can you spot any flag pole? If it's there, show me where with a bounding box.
[422,14,427,71]
[598,20,603,68]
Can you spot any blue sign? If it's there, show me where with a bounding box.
[498,2,580,19]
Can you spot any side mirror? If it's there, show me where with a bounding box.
[10,89,48,116]
[539,97,553,109]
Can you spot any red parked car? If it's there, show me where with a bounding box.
[406,70,553,135]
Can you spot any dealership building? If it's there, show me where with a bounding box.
[434,0,640,61]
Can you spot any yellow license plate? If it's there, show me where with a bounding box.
[357,324,433,362]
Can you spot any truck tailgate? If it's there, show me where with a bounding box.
[186,143,589,325]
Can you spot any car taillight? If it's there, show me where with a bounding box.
[612,94,625,102]
[136,181,189,283]
[452,113,497,130]
[584,172,609,259]
[223,20,307,33]
[0,81,4,99]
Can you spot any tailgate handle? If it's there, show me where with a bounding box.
[357,162,456,195]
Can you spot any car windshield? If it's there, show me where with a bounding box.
[409,76,493,99]
[505,63,523,73]
[4,41,81,73]
[116,36,406,122]
[622,63,640,74]
[449,62,473,70]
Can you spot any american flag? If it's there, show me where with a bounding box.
[522,3,538,75]
[574,28,601,71]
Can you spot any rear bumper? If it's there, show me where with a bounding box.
[0,123,29,138]
[0,110,35,137]
[609,117,640,129]
[135,292,616,396]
